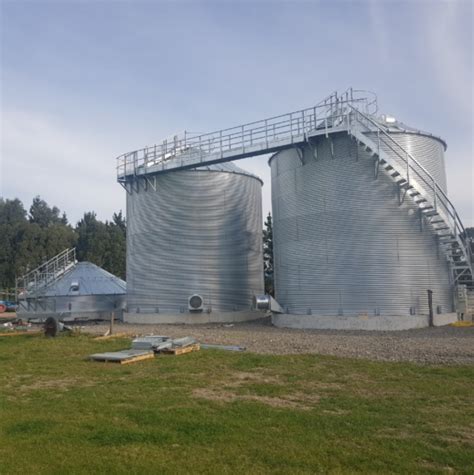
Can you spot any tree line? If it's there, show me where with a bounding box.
[0,197,126,291]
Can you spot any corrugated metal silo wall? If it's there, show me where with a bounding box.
[366,131,448,199]
[126,170,264,313]
[270,131,453,317]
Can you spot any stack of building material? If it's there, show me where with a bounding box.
[160,337,200,355]
[89,335,200,364]
[132,336,172,352]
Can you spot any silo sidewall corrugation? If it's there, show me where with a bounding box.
[270,131,453,318]
[126,169,264,314]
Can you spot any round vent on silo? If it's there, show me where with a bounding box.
[188,294,204,312]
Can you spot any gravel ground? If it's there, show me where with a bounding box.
[76,317,474,365]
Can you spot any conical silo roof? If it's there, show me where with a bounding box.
[42,262,126,297]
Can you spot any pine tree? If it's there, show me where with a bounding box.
[263,212,274,295]
[29,196,64,227]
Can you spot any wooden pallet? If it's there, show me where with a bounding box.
[116,353,155,365]
[90,350,155,365]
[161,343,200,355]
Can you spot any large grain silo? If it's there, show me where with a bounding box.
[269,115,459,330]
[124,161,264,323]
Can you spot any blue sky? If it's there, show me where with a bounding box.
[1,0,472,225]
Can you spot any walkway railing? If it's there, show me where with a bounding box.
[116,89,377,180]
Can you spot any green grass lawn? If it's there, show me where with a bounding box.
[0,334,473,474]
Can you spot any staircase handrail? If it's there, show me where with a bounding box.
[347,105,472,267]
[16,248,77,295]
[18,248,75,283]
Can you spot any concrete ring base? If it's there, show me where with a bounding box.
[272,312,458,331]
[124,310,263,325]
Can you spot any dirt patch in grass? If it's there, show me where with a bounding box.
[437,426,474,445]
[192,387,320,410]
[226,370,282,386]
[11,376,95,394]
[193,370,321,410]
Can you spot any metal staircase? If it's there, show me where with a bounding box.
[116,88,473,288]
[16,248,77,301]
[344,106,473,288]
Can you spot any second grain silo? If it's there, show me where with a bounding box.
[123,159,264,323]
[269,111,458,330]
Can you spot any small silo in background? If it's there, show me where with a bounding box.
[17,256,126,322]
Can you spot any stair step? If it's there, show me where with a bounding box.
[422,210,438,217]
[431,220,444,224]
[434,226,450,231]
[415,198,428,203]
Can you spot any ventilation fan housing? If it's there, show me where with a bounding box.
[188,294,204,312]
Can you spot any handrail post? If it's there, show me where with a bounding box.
[406,150,410,185]
[301,110,305,135]
[219,130,223,158]
[432,177,437,211]
[265,119,268,148]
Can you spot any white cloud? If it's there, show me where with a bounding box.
[0,108,125,224]
[424,1,473,118]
